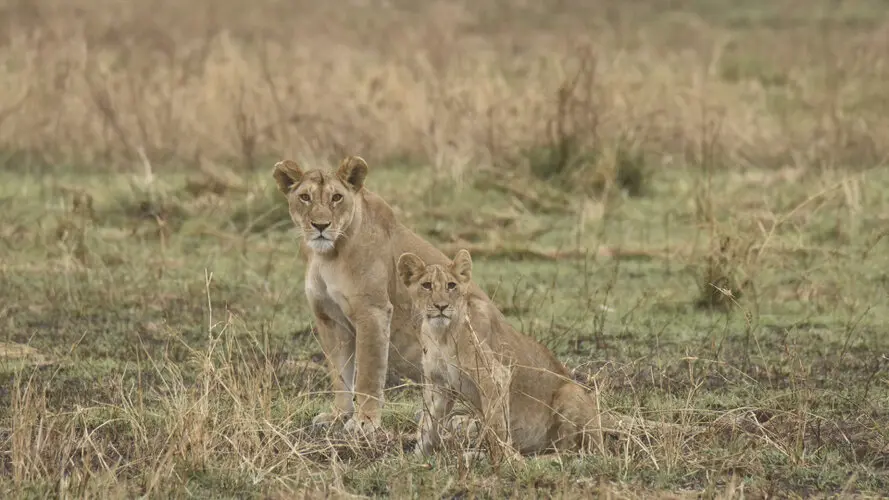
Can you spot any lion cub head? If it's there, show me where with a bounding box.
[273,156,368,254]
[397,249,473,330]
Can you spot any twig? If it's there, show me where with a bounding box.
[435,242,676,262]
[474,175,574,214]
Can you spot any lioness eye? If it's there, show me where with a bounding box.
[421,282,432,290]
[331,193,343,202]
[298,193,311,202]
[447,282,457,290]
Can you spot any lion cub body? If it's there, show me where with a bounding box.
[398,250,605,456]
[273,157,493,434]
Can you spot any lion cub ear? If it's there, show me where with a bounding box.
[397,253,427,288]
[336,156,368,191]
[451,249,473,284]
[273,160,304,194]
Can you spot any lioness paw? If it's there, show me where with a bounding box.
[343,415,380,437]
[311,411,347,428]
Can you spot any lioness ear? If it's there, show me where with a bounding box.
[336,155,368,191]
[397,253,426,288]
[451,249,473,284]
[273,160,304,194]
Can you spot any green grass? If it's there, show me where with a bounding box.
[1,160,887,498]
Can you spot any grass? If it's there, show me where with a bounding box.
[2,163,888,498]
[2,0,889,498]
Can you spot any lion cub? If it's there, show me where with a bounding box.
[397,249,610,457]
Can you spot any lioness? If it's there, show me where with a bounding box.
[397,249,694,457]
[273,156,494,434]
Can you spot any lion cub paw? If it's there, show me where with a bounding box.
[446,414,482,444]
[460,449,489,468]
[413,439,433,457]
[461,449,524,468]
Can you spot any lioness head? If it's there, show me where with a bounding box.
[273,156,369,254]
[397,249,473,330]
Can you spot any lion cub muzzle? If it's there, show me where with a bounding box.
[426,301,455,328]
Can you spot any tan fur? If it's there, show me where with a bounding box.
[273,156,493,434]
[398,249,697,457]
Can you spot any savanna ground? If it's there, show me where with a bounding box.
[1,0,889,497]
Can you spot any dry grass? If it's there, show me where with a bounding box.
[3,0,888,181]
[2,0,889,498]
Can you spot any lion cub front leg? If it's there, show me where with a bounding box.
[343,304,393,435]
[414,376,454,456]
[474,358,522,462]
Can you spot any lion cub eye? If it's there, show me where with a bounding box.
[298,193,311,203]
[420,282,433,291]
[447,282,457,290]
[331,193,343,203]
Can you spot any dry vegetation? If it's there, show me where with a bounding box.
[2,0,889,498]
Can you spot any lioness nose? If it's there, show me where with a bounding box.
[311,222,330,232]
[434,303,448,312]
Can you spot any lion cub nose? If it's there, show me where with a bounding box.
[311,222,331,232]
[434,303,448,313]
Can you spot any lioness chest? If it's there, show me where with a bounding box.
[305,259,356,331]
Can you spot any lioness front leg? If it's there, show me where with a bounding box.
[343,303,393,435]
[311,312,356,427]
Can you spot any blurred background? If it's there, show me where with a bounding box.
[2,0,887,180]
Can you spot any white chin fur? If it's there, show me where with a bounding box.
[307,238,336,253]
[427,316,451,329]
